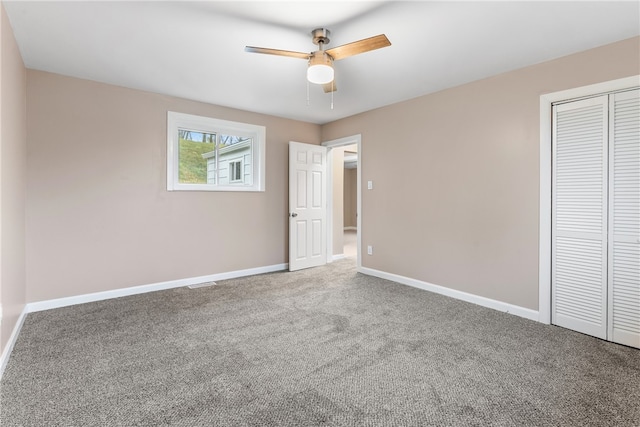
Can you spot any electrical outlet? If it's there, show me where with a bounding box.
[367,180,373,190]
[367,245,373,255]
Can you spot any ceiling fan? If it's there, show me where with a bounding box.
[245,28,391,93]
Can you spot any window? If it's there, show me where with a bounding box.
[229,159,243,182]
[167,112,265,191]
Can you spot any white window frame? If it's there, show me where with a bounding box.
[167,111,265,192]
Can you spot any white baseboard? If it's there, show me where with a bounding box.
[332,254,346,261]
[0,306,28,381]
[27,263,288,313]
[343,226,357,231]
[359,267,539,322]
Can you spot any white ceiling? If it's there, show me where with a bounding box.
[4,1,639,124]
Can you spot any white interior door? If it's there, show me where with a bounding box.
[552,95,609,339]
[608,89,640,348]
[289,141,327,271]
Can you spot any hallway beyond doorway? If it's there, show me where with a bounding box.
[344,229,357,258]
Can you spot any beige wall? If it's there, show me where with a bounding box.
[344,168,357,229]
[322,36,640,311]
[26,70,321,302]
[0,3,27,353]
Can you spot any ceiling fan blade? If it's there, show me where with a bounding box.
[325,34,391,61]
[244,46,309,60]
[322,80,337,93]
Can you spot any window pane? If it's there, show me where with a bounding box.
[229,161,239,182]
[178,129,216,184]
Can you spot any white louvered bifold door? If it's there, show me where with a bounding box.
[608,89,640,349]
[552,96,609,339]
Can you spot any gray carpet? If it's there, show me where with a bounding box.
[1,259,639,426]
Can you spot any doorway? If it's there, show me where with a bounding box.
[342,147,358,259]
[323,135,362,270]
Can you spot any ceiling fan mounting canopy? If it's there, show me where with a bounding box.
[245,28,391,93]
[311,28,330,47]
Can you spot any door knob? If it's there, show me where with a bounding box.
[291,213,298,217]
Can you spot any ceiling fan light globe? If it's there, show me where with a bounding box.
[307,64,334,84]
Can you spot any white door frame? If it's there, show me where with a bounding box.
[538,75,639,324]
[322,134,362,270]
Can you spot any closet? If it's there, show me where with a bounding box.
[552,88,639,349]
